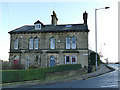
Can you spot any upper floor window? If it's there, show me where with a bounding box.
[35,24,41,30]
[71,37,76,49]
[66,37,70,49]
[34,38,39,49]
[34,20,42,30]
[50,37,55,49]
[29,38,33,49]
[14,38,18,49]
[66,37,76,49]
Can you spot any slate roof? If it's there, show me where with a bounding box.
[8,24,89,34]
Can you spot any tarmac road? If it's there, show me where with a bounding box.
[28,64,118,88]
[29,70,118,88]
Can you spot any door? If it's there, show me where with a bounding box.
[50,55,55,67]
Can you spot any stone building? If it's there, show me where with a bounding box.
[8,11,90,69]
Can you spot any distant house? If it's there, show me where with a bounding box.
[8,11,90,69]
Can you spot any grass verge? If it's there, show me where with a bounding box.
[2,64,82,83]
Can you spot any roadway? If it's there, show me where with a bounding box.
[28,64,119,88]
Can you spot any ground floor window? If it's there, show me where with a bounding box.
[65,56,70,64]
[49,55,55,67]
[65,55,77,64]
[71,55,77,64]
[13,60,18,64]
[13,55,19,64]
[36,55,41,64]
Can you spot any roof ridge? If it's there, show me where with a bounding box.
[45,23,84,26]
[8,23,89,34]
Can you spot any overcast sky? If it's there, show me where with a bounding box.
[0,0,119,62]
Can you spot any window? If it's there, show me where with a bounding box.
[65,56,70,64]
[65,25,72,28]
[65,55,77,64]
[35,24,41,30]
[71,37,76,49]
[36,55,38,62]
[71,55,77,64]
[25,55,31,70]
[29,38,33,49]
[50,55,55,66]
[50,37,55,49]
[13,55,19,64]
[66,37,76,49]
[36,55,41,64]
[34,38,39,49]
[66,37,70,49]
[14,38,18,49]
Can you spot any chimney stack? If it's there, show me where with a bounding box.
[51,11,58,26]
[83,11,88,24]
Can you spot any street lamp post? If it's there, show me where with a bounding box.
[95,7,110,71]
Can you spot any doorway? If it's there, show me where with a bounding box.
[50,55,55,67]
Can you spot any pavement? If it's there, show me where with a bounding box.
[2,64,115,88]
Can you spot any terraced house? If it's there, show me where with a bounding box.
[8,11,90,69]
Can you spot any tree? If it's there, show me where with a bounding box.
[99,52,103,58]
[89,51,100,66]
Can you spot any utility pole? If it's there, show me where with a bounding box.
[95,7,110,71]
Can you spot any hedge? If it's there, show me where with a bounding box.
[2,64,82,83]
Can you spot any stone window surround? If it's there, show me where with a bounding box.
[65,55,77,64]
[29,38,33,49]
[28,37,39,50]
[34,38,39,49]
[50,37,55,49]
[71,37,76,49]
[14,38,19,49]
[66,37,70,49]
[66,36,77,49]
[14,36,77,50]
[49,55,55,67]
